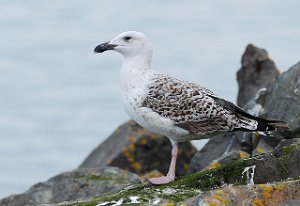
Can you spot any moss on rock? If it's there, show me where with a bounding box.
[58,139,300,206]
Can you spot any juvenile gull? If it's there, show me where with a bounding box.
[94,31,288,185]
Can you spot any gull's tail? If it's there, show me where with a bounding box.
[209,95,290,132]
[255,118,289,132]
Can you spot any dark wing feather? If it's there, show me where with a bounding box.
[209,95,289,131]
[176,117,231,135]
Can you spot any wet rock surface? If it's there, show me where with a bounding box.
[80,120,197,176]
[0,167,140,206]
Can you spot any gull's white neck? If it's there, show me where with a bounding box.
[120,54,152,109]
[120,54,152,89]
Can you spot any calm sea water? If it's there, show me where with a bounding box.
[0,0,299,198]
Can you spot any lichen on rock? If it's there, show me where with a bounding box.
[45,138,300,206]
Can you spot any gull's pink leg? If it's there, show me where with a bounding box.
[148,143,178,185]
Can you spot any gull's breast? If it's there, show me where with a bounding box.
[122,90,189,138]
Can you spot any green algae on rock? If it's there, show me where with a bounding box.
[56,139,300,206]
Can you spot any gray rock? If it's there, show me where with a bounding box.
[80,120,197,177]
[237,44,280,108]
[237,61,300,153]
[188,134,244,173]
[0,167,140,206]
[251,138,300,183]
[48,138,300,206]
[280,200,300,206]
[79,120,140,168]
[260,61,300,140]
[252,134,275,155]
[218,150,249,164]
[272,139,300,177]
[235,44,280,154]
[274,138,300,149]
[184,180,300,206]
[240,61,300,152]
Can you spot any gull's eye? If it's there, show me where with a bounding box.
[123,36,132,41]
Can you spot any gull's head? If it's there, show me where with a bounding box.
[94,31,153,58]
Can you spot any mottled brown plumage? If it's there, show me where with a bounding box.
[142,74,287,137]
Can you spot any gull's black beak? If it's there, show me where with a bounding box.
[94,41,117,53]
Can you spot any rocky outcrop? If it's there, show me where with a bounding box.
[236,44,280,108]
[259,61,300,139]
[184,180,300,206]
[43,138,300,206]
[0,167,140,206]
[80,120,197,177]
[243,61,300,151]
[235,44,282,153]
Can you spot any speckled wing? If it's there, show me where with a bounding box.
[142,74,257,136]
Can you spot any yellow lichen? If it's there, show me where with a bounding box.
[206,199,218,206]
[129,144,136,152]
[215,190,223,195]
[259,184,273,192]
[252,199,264,206]
[127,136,137,143]
[256,147,265,154]
[274,184,285,191]
[140,139,148,145]
[208,162,221,170]
[239,151,249,159]
[259,184,273,205]
[263,191,271,205]
[132,162,141,171]
[212,194,229,204]
[180,204,187,206]
[122,148,129,156]
[165,202,175,206]
[122,148,134,162]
